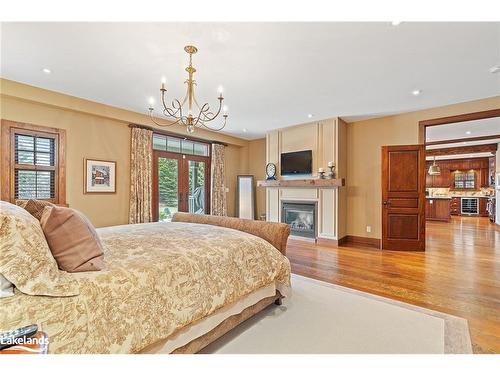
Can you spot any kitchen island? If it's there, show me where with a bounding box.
[426,197,451,222]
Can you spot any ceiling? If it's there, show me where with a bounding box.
[1,22,499,139]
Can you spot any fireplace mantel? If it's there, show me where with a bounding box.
[257,178,345,188]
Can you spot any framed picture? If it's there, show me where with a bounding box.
[84,159,116,193]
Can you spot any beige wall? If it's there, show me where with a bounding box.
[1,79,250,226]
[346,95,500,239]
[247,138,267,218]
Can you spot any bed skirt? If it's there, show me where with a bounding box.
[138,282,289,354]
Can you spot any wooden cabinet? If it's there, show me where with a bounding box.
[479,197,489,217]
[489,157,496,187]
[426,161,451,188]
[480,168,490,188]
[434,166,451,187]
[426,157,489,189]
[450,197,461,215]
[426,198,451,222]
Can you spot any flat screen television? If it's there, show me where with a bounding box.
[281,150,312,175]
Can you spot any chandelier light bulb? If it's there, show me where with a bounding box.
[223,105,228,114]
[148,96,155,107]
[217,85,224,94]
[161,76,167,84]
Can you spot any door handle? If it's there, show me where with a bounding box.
[383,201,391,207]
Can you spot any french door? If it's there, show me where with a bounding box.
[152,151,211,221]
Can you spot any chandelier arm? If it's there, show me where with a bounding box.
[158,94,181,119]
[160,89,171,114]
[199,98,223,122]
[149,109,180,127]
[180,81,190,107]
[200,115,228,131]
[193,103,212,126]
[160,89,182,119]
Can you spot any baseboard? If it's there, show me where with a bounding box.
[316,237,343,247]
[344,235,381,249]
[294,235,381,249]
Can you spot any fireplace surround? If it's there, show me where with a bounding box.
[281,201,317,239]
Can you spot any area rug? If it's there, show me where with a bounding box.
[201,274,472,354]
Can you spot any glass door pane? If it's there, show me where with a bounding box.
[158,157,179,221]
[187,160,206,214]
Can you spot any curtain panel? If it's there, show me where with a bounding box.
[129,127,153,223]
[211,143,227,216]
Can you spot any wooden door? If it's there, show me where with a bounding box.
[382,145,426,251]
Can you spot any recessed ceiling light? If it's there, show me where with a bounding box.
[412,89,422,96]
[489,65,500,74]
[42,68,51,74]
[242,128,248,133]
[465,131,471,135]
[391,21,402,26]
[307,114,313,118]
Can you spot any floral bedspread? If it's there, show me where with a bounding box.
[0,222,291,353]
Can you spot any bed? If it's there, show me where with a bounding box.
[0,211,291,354]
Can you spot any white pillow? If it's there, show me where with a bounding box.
[0,273,14,298]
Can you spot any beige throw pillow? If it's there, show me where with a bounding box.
[40,206,105,272]
[0,200,79,297]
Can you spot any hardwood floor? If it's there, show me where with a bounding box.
[287,216,500,353]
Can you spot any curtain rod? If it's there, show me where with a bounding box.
[128,123,227,146]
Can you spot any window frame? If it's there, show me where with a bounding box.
[152,133,211,157]
[1,120,66,205]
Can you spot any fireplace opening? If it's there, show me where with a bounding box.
[281,201,317,239]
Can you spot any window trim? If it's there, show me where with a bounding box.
[1,120,66,205]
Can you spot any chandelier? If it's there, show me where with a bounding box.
[148,45,228,134]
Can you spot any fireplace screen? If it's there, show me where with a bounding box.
[281,202,317,239]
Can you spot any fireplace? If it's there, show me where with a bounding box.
[281,201,317,239]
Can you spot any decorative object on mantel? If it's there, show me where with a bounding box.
[147,45,228,134]
[266,163,277,180]
[84,159,116,194]
[318,168,326,179]
[327,161,336,179]
[257,178,345,188]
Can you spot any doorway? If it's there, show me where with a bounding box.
[419,109,499,228]
[151,134,211,221]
